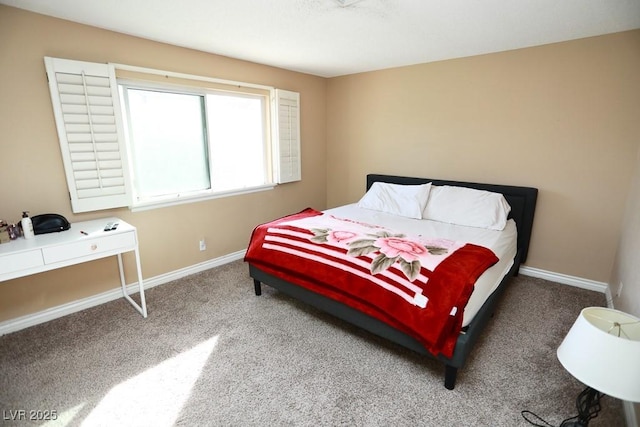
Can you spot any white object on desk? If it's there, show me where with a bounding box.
[0,217,147,318]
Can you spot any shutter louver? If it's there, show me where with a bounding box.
[274,89,301,184]
[44,57,131,213]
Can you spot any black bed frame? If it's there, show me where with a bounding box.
[249,174,538,389]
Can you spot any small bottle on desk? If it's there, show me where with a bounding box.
[21,211,35,240]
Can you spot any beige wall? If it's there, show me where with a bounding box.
[2,5,639,326]
[0,6,327,321]
[326,30,640,284]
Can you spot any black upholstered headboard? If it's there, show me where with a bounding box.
[366,174,538,264]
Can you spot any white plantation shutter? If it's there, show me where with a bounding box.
[273,89,301,183]
[44,57,131,213]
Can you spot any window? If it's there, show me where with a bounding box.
[44,57,300,213]
[119,82,271,205]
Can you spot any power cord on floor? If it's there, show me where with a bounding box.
[521,410,582,427]
[521,387,603,427]
[521,410,556,427]
[522,387,602,427]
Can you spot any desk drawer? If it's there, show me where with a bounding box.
[0,250,44,275]
[42,232,136,264]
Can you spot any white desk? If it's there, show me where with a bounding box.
[0,217,147,317]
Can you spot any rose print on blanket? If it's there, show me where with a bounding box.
[309,228,448,281]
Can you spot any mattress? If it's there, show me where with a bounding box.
[323,204,517,327]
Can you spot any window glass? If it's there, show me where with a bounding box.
[206,93,266,192]
[124,89,210,200]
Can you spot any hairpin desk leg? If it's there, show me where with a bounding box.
[117,249,148,318]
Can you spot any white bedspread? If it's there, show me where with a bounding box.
[324,204,517,327]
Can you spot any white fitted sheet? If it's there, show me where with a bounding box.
[323,204,517,327]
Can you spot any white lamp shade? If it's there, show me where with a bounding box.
[557,307,640,402]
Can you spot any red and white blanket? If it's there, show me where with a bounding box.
[244,208,499,358]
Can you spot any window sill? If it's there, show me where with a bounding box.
[130,184,276,212]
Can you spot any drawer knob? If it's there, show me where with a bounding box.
[91,244,98,251]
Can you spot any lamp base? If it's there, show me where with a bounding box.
[521,386,603,427]
[559,386,603,427]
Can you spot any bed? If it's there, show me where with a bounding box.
[245,174,537,389]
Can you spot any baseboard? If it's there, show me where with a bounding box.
[518,266,608,294]
[0,250,246,336]
[2,258,612,337]
[519,266,615,308]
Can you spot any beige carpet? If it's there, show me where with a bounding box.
[0,260,625,426]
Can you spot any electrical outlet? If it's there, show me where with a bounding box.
[199,239,206,251]
[616,282,624,298]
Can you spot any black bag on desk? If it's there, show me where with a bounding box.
[31,213,70,235]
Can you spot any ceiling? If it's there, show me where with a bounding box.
[2,0,639,77]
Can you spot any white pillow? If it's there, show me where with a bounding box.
[423,185,511,230]
[357,182,432,219]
